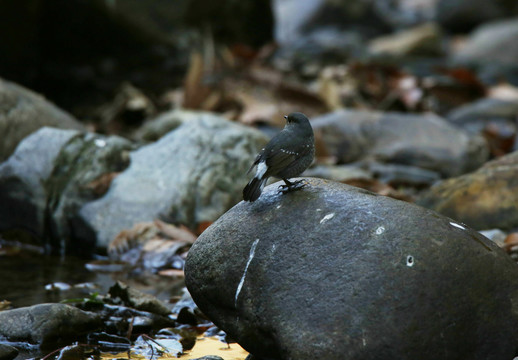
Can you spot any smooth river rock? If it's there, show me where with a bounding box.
[311,109,488,178]
[0,77,85,162]
[0,303,101,348]
[0,127,133,254]
[185,178,518,360]
[416,150,518,231]
[453,18,518,66]
[80,111,267,247]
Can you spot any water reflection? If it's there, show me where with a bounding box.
[0,248,185,308]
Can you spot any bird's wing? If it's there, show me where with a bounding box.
[264,143,313,177]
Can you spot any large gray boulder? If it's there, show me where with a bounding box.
[80,111,267,248]
[185,178,518,360]
[0,78,85,162]
[0,127,133,254]
[312,109,489,178]
[0,303,101,348]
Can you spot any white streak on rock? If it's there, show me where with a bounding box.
[375,226,385,235]
[449,222,465,230]
[320,213,335,224]
[235,238,260,307]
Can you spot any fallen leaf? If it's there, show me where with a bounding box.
[154,220,197,244]
[196,221,213,235]
[86,172,120,196]
[158,269,185,277]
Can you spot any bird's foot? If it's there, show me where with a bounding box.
[278,179,307,194]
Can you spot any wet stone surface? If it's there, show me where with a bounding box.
[186,178,518,360]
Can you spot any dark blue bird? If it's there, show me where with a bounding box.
[243,112,315,202]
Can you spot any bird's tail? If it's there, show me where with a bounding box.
[243,176,267,202]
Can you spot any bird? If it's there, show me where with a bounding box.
[243,112,315,202]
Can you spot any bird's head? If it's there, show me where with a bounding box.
[284,112,309,125]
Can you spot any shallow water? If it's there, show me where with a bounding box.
[0,250,185,308]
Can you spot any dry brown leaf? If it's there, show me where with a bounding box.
[318,67,343,110]
[0,300,11,311]
[109,220,196,258]
[158,269,185,277]
[482,122,516,157]
[154,219,197,244]
[108,222,159,256]
[196,221,213,235]
[247,65,284,88]
[183,51,219,110]
[237,92,279,125]
[504,233,518,247]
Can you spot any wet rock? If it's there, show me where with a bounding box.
[453,18,518,66]
[368,23,444,57]
[273,0,442,70]
[303,164,372,183]
[0,127,133,254]
[273,0,387,47]
[107,220,194,272]
[371,0,439,29]
[108,281,171,316]
[133,335,183,358]
[0,344,18,360]
[446,98,518,155]
[312,109,489,177]
[88,332,131,353]
[0,77,85,162]
[80,111,268,248]
[273,28,364,75]
[272,0,389,73]
[192,356,224,360]
[446,98,518,134]
[171,289,197,313]
[98,304,175,334]
[416,151,518,231]
[479,229,507,248]
[0,303,101,348]
[436,0,518,33]
[185,178,518,360]
[365,162,441,187]
[133,110,187,142]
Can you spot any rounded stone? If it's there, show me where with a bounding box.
[185,178,518,360]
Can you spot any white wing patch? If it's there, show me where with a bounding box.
[256,161,267,178]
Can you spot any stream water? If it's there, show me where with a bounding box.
[0,247,185,308]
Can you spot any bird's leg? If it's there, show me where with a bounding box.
[278,178,306,193]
